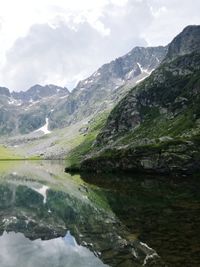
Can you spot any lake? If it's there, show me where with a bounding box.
[0,160,199,266]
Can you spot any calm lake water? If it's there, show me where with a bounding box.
[0,160,199,267]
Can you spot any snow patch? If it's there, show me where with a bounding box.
[8,99,15,105]
[136,75,148,84]
[126,69,135,79]
[137,62,153,75]
[34,118,51,135]
[135,63,155,84]
[93,71,101,77]
[84,79,93,84]
[8,98,22,106]
[32,185,49,204]
[155,57,160,63]
[60,95,68,99]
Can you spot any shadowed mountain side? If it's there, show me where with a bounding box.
[66,25,200,175]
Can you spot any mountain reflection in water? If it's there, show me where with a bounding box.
[0,160,199,267]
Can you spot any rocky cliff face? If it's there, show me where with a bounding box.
[0,87,10,97]
[164,25,200,62]
[49,46,167,129]
[78,25,200,175]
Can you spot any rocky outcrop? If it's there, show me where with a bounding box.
[79,139,200,175]
[0,87,11,97]
[164,25,200,62]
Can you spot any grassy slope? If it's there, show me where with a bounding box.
[0,117,93,160]
[66,112,109,168]
[115,72,200,147]
[0,145,21,160]
[0,113,108,162]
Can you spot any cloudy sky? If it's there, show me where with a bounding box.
[0,0,200,91]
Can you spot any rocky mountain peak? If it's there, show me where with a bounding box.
[165,25,200,61]
[11,84,69,102]
[75,45,167,93]
[91,26,200,146]
[49,45,167,129]
[0,87,11,97]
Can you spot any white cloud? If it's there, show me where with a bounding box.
[150,6,167,18]
[0,0,200,91]
[143,0,200,45]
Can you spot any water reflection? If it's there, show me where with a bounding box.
[81,172,200,267]
[0,231,107,267]
[0,160,164,267]
[0,161,199,266]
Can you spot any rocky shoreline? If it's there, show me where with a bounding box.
[66,139,200,176]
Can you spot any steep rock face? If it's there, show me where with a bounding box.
[165,25,200,62]
[79,25,200,174]
[0,87,10,97]
[0,108,18,135]
[49,46,167,129]
[96,52,200,144]
[0,88,19,135]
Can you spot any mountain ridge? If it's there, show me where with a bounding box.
[67,25,200,175]
[49,45,167,129]
[0,44,167,136]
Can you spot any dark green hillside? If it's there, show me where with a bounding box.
[67,26,200,175]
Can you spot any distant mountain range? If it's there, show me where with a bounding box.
[0,45,167,136]
[0,84,69,135]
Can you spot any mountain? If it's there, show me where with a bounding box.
[0,84,69,135]
[11,84,69,102]
[49,46,167,129]
[0,45,167,137]
[0,87,10,97]
[164,25,200,62]
[71,25,200,175]
[0,42,168,161]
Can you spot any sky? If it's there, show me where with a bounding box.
[0,0,200,91]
